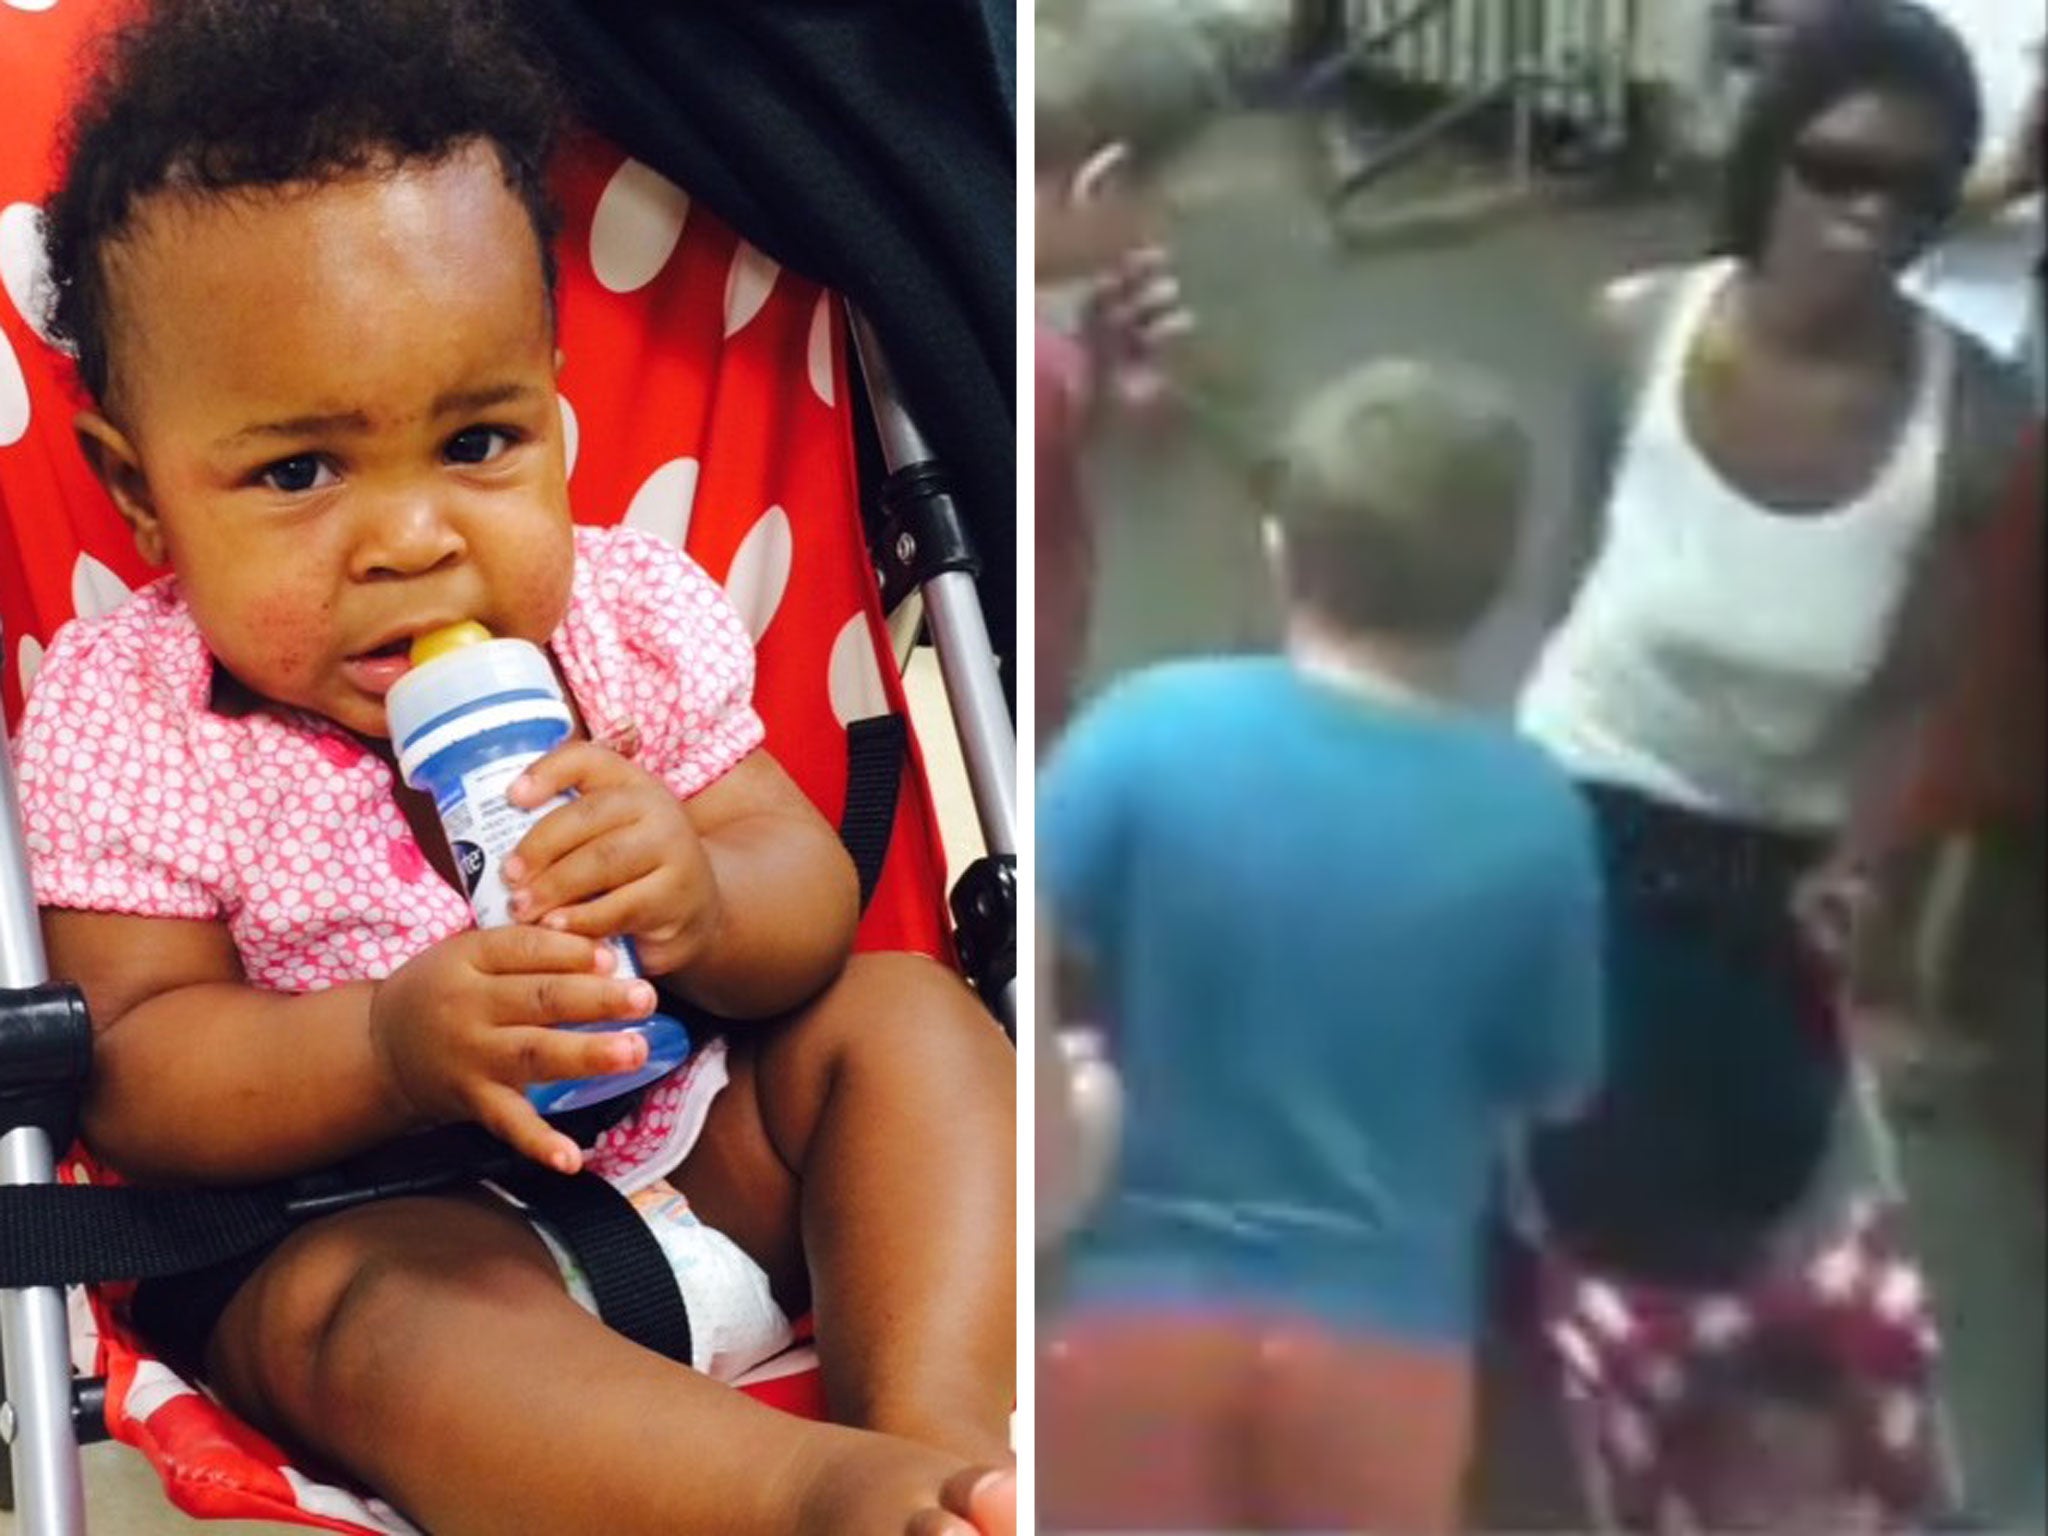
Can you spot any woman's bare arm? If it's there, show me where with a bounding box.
[1836,340,2033,868]
[1543,270,1676,627]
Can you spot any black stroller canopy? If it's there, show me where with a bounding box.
[512,0,1019,686]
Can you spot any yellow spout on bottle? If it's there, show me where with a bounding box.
[409,621,494,668]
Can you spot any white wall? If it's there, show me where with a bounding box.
[1913,0,2039,157]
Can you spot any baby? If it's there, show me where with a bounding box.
[1660,1326,1906,1534]
[11,2,1014,1532]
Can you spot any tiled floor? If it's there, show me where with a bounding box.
[0,649,989,1535]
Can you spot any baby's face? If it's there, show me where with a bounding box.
[85,141,573,739]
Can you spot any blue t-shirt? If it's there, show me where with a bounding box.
[1042,657,1605,1345]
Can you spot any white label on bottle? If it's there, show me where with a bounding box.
[439,750,639,976]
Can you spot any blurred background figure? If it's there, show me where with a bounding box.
[1037,360,1603,1533]
[1905,7,2042,389]
[1864,35,2042,1151]
[1033,6,1224,750]
[1033,10,1227,1293]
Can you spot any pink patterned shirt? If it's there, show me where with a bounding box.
[13,524,764,1189]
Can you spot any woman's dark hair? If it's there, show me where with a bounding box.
[43,0,565,408]
[1715,0,1982,261]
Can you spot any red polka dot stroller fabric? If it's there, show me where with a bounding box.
[1,1,957,1527]
[1542,1197,1945,1531]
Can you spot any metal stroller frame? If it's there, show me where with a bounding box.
[0,311,1016,1534]
[849,309,1017,1033]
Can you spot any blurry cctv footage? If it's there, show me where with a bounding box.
[1033,1,2043,1532]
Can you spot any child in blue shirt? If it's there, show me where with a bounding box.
[1037,358,1606,1533]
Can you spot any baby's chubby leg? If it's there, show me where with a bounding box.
[672,952,1018,1465]
[204,1194,1012,1535]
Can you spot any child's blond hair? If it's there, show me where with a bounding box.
[1259,358,1531,639]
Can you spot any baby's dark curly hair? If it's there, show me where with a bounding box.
[42,0,565,408]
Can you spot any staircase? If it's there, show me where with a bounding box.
[1294,0,1647,241]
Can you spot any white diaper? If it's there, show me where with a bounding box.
[518,1178,795,1383]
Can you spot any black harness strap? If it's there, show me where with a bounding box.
[493,1164,692,1368]
[839,713,907,908]
[0,1104,699,1366]
[0,1183,300,1289]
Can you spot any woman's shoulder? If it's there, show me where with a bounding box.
[1589,262,1704,356]
[1579,262,1719,417]
[1595,261,1705,320]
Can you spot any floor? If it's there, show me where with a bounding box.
[1,649,988,1535]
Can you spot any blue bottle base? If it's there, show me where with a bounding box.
[525,1013,691,1115]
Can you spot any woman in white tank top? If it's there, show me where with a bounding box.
[1513,4,2033,1526]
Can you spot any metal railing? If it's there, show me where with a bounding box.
[1313,0,1641,207]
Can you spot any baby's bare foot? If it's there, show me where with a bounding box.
[797,1436,1012,1536]
[940,1466,1015,1535]
[901,1466,1014,1536]
[856,1386,1012,1468]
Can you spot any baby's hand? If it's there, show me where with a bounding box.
[368,926,657,1172]
[501,741,721,979]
